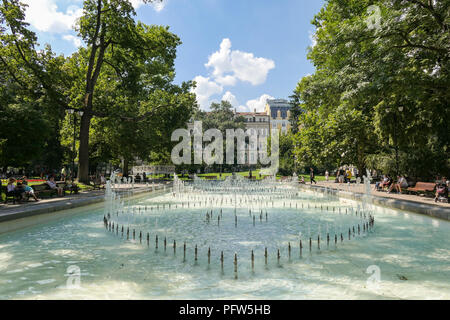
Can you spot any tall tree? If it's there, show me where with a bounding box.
[293,0,449,178]
[74,0,179,182]
[1,0,182,182]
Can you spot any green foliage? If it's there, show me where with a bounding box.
[195,100,246,132]
[278,132,296,176]
[293,0,450,179]
[0,0,196,176]
[0,103,50,168]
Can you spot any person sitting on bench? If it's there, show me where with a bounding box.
[46,176,64,196]
[5,178,19,203]
[15,181,27,201]
[388,175,408,194]
[376,175,390,191]
[435,177,449,203]
[23,181,39,202]
[66,178,80,194]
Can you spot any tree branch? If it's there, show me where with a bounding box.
[406,0,447,31]
[0,55,30,91]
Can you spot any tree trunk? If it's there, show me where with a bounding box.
[77,113,92,184]
[123,158,129,178]
[357,144,366,178]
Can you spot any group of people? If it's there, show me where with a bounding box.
[375,175,449,202]
[4,177,39,203]
[376,175,408,194]
[334,168,354,184]
[3,175,68,204]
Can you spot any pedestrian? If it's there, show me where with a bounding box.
[310,168,317,184]
[61,166,67,182]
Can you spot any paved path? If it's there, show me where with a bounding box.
[311,181,449,208]
[0,183,169,223]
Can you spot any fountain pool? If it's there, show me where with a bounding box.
[0,179,449,300]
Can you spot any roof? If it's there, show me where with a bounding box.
[236,112,269,116]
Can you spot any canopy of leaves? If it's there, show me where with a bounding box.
[293,0,449,179]
[0,0,197,176]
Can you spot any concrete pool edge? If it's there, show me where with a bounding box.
[0,184,172,225]
[299,184,450,221]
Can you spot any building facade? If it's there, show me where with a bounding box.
[185,98,293,165]
[265,99,292,134]
[235,110,271,138]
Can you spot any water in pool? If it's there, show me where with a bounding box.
[0,178,449,299]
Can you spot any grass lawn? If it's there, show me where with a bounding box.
[1,179,95,193]
[183,171,328,181]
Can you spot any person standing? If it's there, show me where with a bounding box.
[61,167,67,182]
[338,168,345,184]
[325,170,329,182]
[310,168,317,184]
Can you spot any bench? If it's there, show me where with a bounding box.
[31,184,58,198]
[406,182,435,196]
[204,176,217,180]
[1,185,19,204]
[90,179,104,190]
[244,176,256,180]
[63,182,80,194]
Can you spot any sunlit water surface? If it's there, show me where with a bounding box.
[0,188,449,300]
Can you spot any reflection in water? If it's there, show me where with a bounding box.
[0,180,449,300]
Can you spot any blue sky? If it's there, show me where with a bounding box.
[23,0,325,111]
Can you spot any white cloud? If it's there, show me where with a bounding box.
[131,0,167,11]
[222,91,238,106]
[23,0,82,33]
[216,75,237,86]
[63,34,82,47]
[245,94,274,113]
[192,39,275,111]
[152,0,167,12]
[192,76,223,109]
[23,0,165,34]
[309,30,317,48]
[205,38,275,86]
[206,38,233,78]
[236,105,250,112]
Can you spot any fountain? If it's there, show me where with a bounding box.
[0,171,449,300]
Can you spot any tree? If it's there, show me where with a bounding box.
[293,0,449,179]
[278,132,296,176]
[0,8,65,172]
[186,101,246,173]
[196,100,246,132]
[1,0,182,182]
[74,0,181,182]
[288,93,303,134]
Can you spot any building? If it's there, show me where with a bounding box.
[185,98,293,165]
[234,109,270,138]
[265,99,292,134]
[187,98,293,135]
